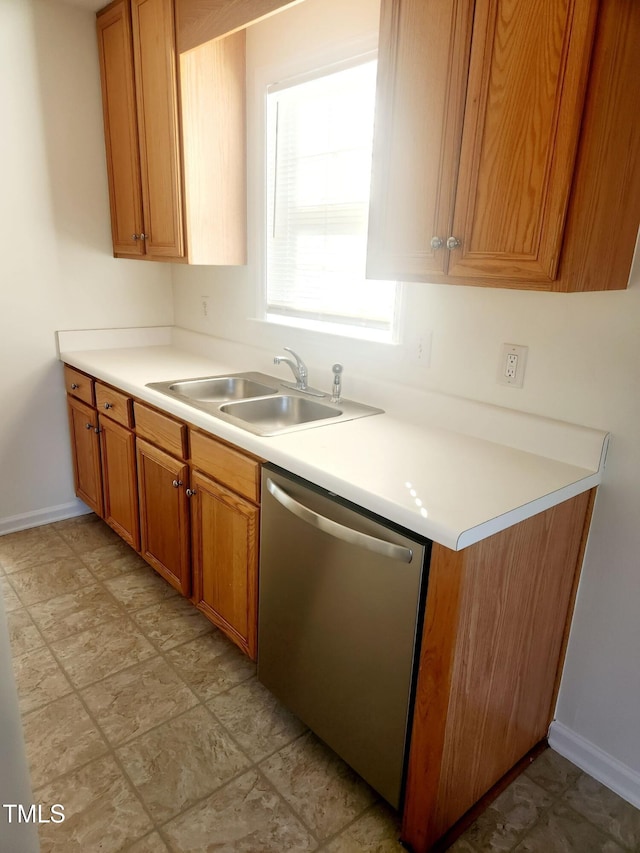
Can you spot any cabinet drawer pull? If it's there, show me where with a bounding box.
[71,382,79,390]
[172,479,183,488]
[446,236,461,250]
[104,402,113,410]
[186,488,197,497]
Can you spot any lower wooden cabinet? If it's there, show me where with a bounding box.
[67,396,104,517]
[136,438,191,596]
[190,470,259,660]
[99,414,139,549]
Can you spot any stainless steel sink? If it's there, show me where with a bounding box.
[146,371,383,436]
[167,375,277,402]
[220,395,341,433]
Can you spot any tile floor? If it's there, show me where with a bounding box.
[2,514,639,852]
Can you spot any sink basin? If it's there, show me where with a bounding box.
[220,395,341,434]
[167,376,277,402]
[146,371,384,436]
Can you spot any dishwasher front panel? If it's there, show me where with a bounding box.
[258,466,428,808]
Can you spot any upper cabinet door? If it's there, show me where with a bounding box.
[368,0,599,289]
[96,0,145,256]
[448,0,598,282]
[367,0,475,280]
[131,0,185,259]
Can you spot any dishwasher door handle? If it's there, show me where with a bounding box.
[266,478,414,564]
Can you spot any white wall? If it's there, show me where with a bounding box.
[171,0,640,798]
[0,0,173,528]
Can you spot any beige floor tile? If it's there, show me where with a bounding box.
[50,616,155,688]
[29,583,123,643]
[12,644,73,714]
[81,656,198,746]
[209,676,307,762]
[321,802,403,852]
[56,516,122,555]
[162,768,318,852]
[34,754,153,853]
[127,832,171,853]
[0,574,22,611]
[260,731,376,841]
[165,631,256,701]
[562,772,640,849]
[116,704,250,821]
[7,607,46,655]
[104,567,179,611]
[445,836,479,853]
[0,526,75,574]
[514,801,625,852]
[8,557,94,606]
[82,541,149,580]
[132,596,213,650]
[462,775,554,852]
[22,693,108,789]
[524,749,582,796]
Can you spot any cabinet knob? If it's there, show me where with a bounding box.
[446,236,461,250]
[85,422,92,430]
[132,233,147,240]
[430,237,444,250]
[94,427,101,434]
[71,383,79,390]
[186,488,197,497]
[172,479,183,488]
[103,402,113,410]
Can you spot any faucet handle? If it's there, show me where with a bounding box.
[331,363,343,403]
[283,347,308,381]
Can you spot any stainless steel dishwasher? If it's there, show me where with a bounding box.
[258,465,430,809]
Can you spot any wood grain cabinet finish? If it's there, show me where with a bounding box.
[66,397,104,518]
[190,470,259,659]
[64,366,95,406]
[401,490,595,852]
[369,0,638,291]
[98,413,140,549]
[136,438,191,595]
[96,0,246,264]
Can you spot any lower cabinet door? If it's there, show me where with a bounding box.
[136,438,190,595]
[67,396,104,517]
[99,414,139,549]
[191,470,259,659]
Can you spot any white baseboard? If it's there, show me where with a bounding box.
[549,720,640,809]
[0,501,92,536]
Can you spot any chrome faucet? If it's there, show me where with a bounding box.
[274,347,308,391]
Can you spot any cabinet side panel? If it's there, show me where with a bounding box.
[179,31,247,265]
[431,491,592,843]
[96,1,145,256]
[554,0,640,292]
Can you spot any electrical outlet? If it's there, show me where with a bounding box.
[412,331,432,367]
[498,343,528,388]
[200,295,210,318]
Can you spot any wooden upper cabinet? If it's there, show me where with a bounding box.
[368,0,474,280]
[368,0,632,291]
[131,0,185,259]
[448,0,598,283]
[96,0,247,264]
[96,0,145,256]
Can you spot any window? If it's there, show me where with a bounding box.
[264,58,398,342]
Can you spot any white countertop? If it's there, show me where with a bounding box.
[58,337,608,551]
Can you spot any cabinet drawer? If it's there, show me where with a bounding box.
[134,402,187,459]
[189,430,261,503]
[95,382,133,428]
[64,365,95,406]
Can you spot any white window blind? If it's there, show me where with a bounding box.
[265,59,397,340]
